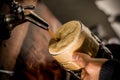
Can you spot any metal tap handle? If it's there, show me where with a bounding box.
[0,0,49,40]
[8,0,49,30]
[0,69,14,76]
[24,10,49,30]
[1,0,49,31]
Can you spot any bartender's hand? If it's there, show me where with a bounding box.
[72,52,108,80]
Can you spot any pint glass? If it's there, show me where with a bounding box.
[48,20,99,71]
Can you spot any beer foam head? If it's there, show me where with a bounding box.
[49,20,82,55]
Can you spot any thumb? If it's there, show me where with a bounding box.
[72,52,91,68]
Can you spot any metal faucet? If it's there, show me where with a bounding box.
[8,0,49,30]
[0,0,49,39]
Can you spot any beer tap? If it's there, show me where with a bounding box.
[0,0,49,40]
[8,0,49,30]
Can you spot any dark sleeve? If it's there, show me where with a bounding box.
[106,44,120,61]
[99,60,120,80]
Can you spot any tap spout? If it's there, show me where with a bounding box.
[24,10,49,30]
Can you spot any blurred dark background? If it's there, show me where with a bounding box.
[43,0,120,44]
